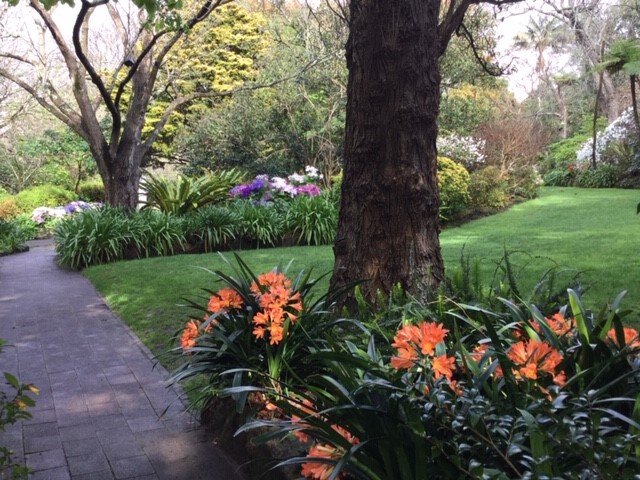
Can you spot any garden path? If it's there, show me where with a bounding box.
[0,240,246,479]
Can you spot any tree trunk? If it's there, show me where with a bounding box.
[93,142,143,210]
[330,0,444,308]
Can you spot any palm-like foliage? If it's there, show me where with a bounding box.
[140,169,244,215]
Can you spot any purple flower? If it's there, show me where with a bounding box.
[295,184,321,196]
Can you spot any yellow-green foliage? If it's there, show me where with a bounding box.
[14,185,77,214]
[143,3,269,157]
[437,156,470,219]
[0,197,19,220]
[77,178,106,202]
[469,166,507,209]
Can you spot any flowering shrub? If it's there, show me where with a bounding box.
[437,134,486,171]
[576,109,638,167]
[209,278,640,479]
[30,206,66,225]
[230,166,323,203]
[170,255,340,411]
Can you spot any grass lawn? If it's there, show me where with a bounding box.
[84,187,640,367]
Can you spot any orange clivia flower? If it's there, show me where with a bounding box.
[251,271,292,295]
[391,321,448,370]
[301,444,342,480]
[432,354,456,380]
[607,327,640,350]
[180,319,201,351]
[208,288,243,314]
[507,340,564,382]
[530,312,575,337]
[250,272,304,345]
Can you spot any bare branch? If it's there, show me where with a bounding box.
[0,53,37,66]
[0,67,84,138]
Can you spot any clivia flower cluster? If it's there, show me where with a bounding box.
[179,272,303,352]
[284,396,360,480]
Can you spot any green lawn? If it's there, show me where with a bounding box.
[84,187,640,364]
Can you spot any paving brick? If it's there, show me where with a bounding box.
[62,436,102,457]
[24,433,62,454]
[67,451,110,476]
[0,243,244,480]
[28,466,71,480]
[58,423,97,442]
[111,455,156,479]
[25,448,66,471]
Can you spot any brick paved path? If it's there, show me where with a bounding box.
[0,241,245,479]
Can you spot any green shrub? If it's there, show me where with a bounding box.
[76,178,105,202]
[183,205,240,252]
[10,215,37,241]
[437,156,470,220]
[236,201,286,248]
[0,197,19,220]
[141,170,244,215]
[543,168,576,186]
[0,219,27,255]
[130,210,186,258]
[468,166,507,209]
[574,165,620,188]
[285,192,337,246]
[507,165,541,199]
[54,207,132,269]
[541,134,591,173]
[14,185,77,214]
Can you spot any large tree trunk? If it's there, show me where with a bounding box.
[330,0,444,308]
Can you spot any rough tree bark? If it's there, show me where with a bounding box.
[330,0,527,307]
[331,0,444,307]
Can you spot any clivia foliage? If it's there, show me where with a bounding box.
[171,258,640,479]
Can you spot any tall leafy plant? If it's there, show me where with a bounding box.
[140,170,243,215]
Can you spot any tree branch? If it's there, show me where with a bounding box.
[0,53,37,66]
[0,67,84,138]
[72,0,120,135]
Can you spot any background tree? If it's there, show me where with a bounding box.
[0,0,237,209]
[175,0,347,180]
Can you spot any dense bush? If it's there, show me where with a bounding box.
[573,165,621,188]
[235,201,286,248]
[0,197,19,220]
[468,166,507,209]
[437,134,486,172]
[543,167,576,187]
[76,178,105,202]
[131,210,186,258]
[0,219,28,255]
[540,134,591,174]
[437,156,470,220]
[183,205,240,252]
[14,185,77,214]
[140,170,244,215]
[171,258,640,480]
[284,192,337,246]
[10,215,38,241]
[54,207,133,269]
[507,165,541,199]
